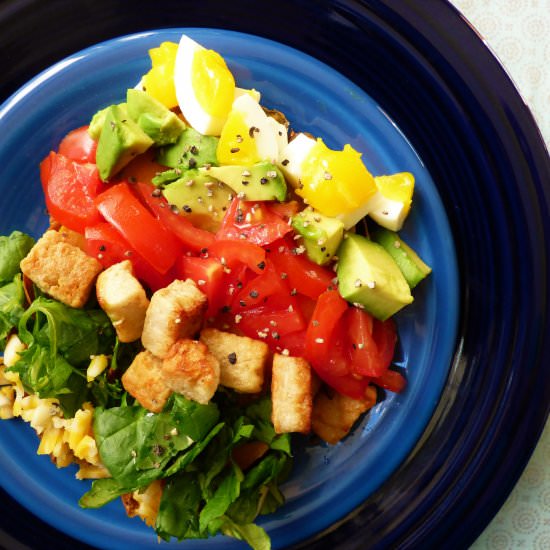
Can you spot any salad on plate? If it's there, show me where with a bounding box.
[0,33,431,549]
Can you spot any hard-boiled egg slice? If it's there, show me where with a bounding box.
[217,94,280,165]
[338,172,414,230]
[174,35,236,136]
[278,132,315,187]
[279,136,376,217]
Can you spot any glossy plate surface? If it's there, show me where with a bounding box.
[0,1,548,550]
[0,28,458,549]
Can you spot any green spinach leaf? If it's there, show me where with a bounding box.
[0,275,26,349]
[0,231,34,286]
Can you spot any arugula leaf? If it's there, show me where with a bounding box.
[8,344,88,417]
[0,231,34,286]
[156,472,205,541]
[199,462,243,533]
[78,477,129,508]
[0,275,26,349]
[220,516,271,550]
[19,297,115,366]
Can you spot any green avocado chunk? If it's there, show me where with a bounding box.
[156,127,219,169]
[205,162,287,202]
[291,208,344,265]
[95,104,154,181]
[337,233,413,320]
[162,170,234,232]
[371,228,432,289]
[88,103,125,140]
[126,89,186,146]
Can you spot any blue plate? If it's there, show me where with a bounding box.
[0,27,458,549]
[0,1,548,549]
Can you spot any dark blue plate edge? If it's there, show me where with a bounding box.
[0,1,548,549]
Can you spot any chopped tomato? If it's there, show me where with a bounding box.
[268,200,300,220]
[58,126,97,164]
[217,199,292,246]
[346,307,383,378]
[305,289,349,374]
[176,255,225,316]
[275,330,307,357]
[233,261,294,311]
[268,240,334,300]
[118,149,166,185]
[208,239,266,274]
[372,318,398,371]
[372,369,406,393]
[238,305,306,341]
[84,222,174,291]
[95,182,181,274]
[132,182,215,252]
[41,152,106,233]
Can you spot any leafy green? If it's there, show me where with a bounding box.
[18,297,115,366]
[0,231,34,286]
[91,394,220,488]
[221,517,271,550]
[0,275,26,349]
[6,296,117,416]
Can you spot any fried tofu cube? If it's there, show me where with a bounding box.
[200,328,269,394]
[20,230,102,308]
[312,386,377,444]
[96,260,149,343]
[122,480,163,527]
[121,350,172,413]
[142,279,207,358]
[161,339,220,404]
[271,354,312,434]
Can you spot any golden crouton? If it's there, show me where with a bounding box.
[122,480,163,527]
[200,328,269,394]
[121,350,172,413]
[161,339,220,404]
[96,260,149,342]
[312,385,378,444]
[162,339,220,404]
[271,354,312,434]
[20,230,102,308]
[142,279,207,358]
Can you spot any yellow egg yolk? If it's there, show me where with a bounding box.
[375,172,415,203]
[142,41,178,109]
[298,140,376,216]
[191,49,235,118]
[217,112,260,165]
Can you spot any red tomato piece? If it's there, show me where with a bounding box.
[217,199,292,246]
[95,182,181,274]
[268,240,334,300]
[132,182,215,252]
[372,369,407,393]
[268,200,301,220]
[176,255,225,317]
[40,152,106,233]
[58,126,97,163]
[85,222,174,291]
[304,289,349,368]
[232,261,294,311]
[346,307,385,378]
[237,305,306,340]
[275,330,307,357]
[372,318,398,371]
[208,239,266,274]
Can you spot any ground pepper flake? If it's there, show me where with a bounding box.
[227,352,237,365]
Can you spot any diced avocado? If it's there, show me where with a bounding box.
[372,228,432,289]
[95,104,154,181]
[156,127,219,169]
[291,208,344,265]
[205,162,287,202]
[162,170,234,232]
[337,233,413,320]
[126,89,186,146]
[88,103,125,140]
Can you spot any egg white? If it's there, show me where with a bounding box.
[174,34,261,136]
[278,132,316,187]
